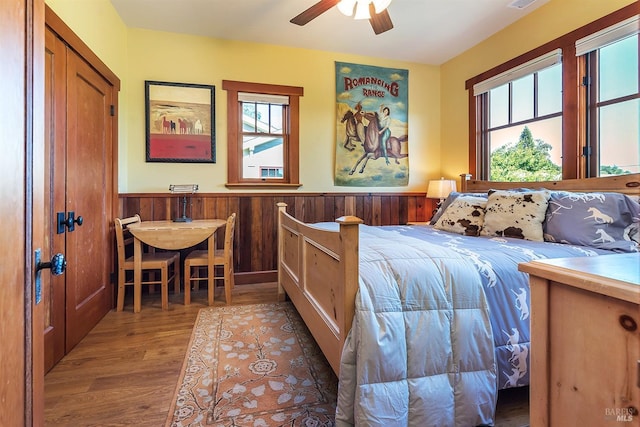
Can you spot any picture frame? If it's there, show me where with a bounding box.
[145,80,216,163]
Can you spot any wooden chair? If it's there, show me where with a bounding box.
[114,215,181,311]
[184,213,236,305]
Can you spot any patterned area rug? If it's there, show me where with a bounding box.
[166,302,338,427]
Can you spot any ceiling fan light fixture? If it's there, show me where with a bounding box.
[371,0,392,14]
[292,0,393,34]
[353,0,371,19]
[337,0,356,16]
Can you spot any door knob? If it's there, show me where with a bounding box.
[65,213,83,229]
[36,252,66,276]
[57,211,83,233]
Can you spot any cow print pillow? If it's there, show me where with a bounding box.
[433,196,487,236]
[481,190,551,241]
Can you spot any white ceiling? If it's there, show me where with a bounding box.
[109,0,548,65]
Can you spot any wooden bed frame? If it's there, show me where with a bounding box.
[277,173,640,374]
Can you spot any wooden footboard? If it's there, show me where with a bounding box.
[277,202,362,374]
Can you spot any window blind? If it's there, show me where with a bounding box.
[575,15,639,56]
[238,92,289,105]
[473,48,562,96]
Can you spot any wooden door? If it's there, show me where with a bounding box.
[64,46,113,349]
[43,26,67,372]
[0,0,45,424]
[43,21,114,370]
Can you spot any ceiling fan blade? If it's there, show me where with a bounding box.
[369,5,393,35]
[290,0,341,26]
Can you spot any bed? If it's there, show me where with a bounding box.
[276,174,640,426]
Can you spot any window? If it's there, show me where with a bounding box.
[222,80,303,187]
[467,6,638,182]
[474,50,563,181]
[578,17,639,177]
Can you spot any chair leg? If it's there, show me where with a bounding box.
[184,260,191,305]
[117,271,126,311]
[224,264,232,305]
[161,266,169,310]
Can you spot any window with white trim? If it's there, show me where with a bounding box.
[578,16,639,177]
[468,7,638,181]
[474,50,563,181]
[239,92,287,180]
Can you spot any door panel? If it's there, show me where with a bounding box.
[0,0,45,423]
[43,26,66,372]
[64,48,112,351]
[1,1,28,424]
[43,25,114,364]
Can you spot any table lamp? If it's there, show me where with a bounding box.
[426,178,457,218]
[169,184,198,222]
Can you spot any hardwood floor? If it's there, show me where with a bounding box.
[44,283,529,426]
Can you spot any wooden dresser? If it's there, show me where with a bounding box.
[519,253,640,426]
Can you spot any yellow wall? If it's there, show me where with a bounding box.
[46,0,439,193]
[440,0,637,180]
[46,0,636,192]
[46,0,131,189]
[125,31,439,193]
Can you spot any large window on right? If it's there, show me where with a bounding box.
[579,22,639,177]
[470,8,639,181]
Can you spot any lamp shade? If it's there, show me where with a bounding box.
[426,178,457,200]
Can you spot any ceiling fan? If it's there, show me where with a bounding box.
[290,0,394,35]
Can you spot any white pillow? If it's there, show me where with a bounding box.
[433,196,487,236]
[481,190,550,241]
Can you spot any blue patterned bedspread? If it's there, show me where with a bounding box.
[379,224,614,390]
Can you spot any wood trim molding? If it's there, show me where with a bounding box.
[44,5,120,90]
[120,191,428,198]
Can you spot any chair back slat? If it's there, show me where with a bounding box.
[114,215,141,264]
[224,213,236,264]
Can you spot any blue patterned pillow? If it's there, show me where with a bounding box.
[544,191,640,253]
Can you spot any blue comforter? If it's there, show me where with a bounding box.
[331,223,612,426]
[389,225,611,391]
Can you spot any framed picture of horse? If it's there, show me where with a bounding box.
[145,80,216,163]
[334,62,409,186]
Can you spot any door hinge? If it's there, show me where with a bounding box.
[110,105,115,116]
[582,76,591,86]
[582,146,592,157]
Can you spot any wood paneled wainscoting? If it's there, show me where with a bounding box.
[119,192,431,284]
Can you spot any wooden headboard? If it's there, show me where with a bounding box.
[459,173,640,196]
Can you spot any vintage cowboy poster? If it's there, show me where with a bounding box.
[334,62,409,186]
